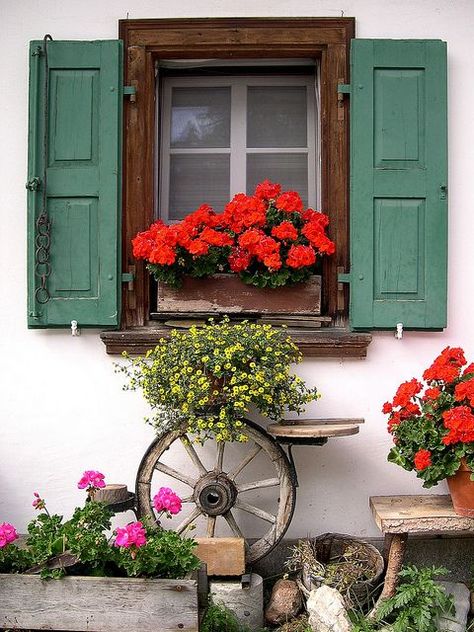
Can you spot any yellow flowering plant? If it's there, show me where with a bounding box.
[121,318,318,442]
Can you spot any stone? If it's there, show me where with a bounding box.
[265,578,303,625]
[307,585,351,632]
[437,581,470,632]
[210,573,264,630]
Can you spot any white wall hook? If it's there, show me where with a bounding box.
[395,323,403,340]
[71,320,80,337]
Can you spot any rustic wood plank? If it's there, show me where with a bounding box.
[267,422,360,438]
[157,275,321,315]
[95,484,129,504]
[0,575,198,632]
[194,537,245,576]
[279,418,365,426]
[370,495,474,534]
[101,327,372,358]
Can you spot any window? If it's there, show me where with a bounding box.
[158,70,318,220]
[117,18,354,351]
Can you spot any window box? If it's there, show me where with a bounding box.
[0,573,203,632]
[157,274,321,315]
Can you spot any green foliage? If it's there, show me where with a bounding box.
[114,526,200,579]
[119,317,319,441]
[201,600,269,632]
[375,565,454,632]
[0,544,33,573]
[26,513,65,564]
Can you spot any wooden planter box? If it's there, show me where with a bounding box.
[0,573,202,632]
[157,274,321,315]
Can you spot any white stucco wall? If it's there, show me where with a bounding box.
[1,0,474,541]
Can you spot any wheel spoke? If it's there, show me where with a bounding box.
[181,495,194,503]
[235,500,276,524]
[180,436,208,476]
[223,510,244,538]
[228,444,262,480]
[176,506,202,534]
[154,462,197,488]
[207,515,216,537]
[236,477,280,493]
[215,441,225,472]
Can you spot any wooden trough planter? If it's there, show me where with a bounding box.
[157,273,321,315]
[0,573,204,632]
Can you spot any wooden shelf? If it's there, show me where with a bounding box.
[100,327,372,358]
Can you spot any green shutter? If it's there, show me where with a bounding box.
[348,39,447,330]
[27,40,122,328]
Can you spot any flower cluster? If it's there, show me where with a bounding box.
[0,474,198,580]
[132,181,335,289]
[120,317,319,442]
[0,523,18,549]
[153,487,182,517]
[383,347,474,487]
[77,470,106,494]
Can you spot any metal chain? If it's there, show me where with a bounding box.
[34,34,53,305]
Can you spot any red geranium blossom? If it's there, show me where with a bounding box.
[238,228,264,254]
[423,387,442,401]
[221,194,266,233]
[275,191,304,214]
[286,244,316,269]
[228,247,252,272]
[392,378,422,408]
[187,239,209,256]
[254,180,281,201]
[414,449,432,471]
[200,227,234,247]
[454,379,474,407]
[423,346,467,383]
[271,221,299,242]
[442,406,474,445]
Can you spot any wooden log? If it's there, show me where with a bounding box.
[95,484,129,504]
[194,537,245,576]
[0,574,199,632]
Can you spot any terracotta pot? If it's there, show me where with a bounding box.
[447,459,474,517]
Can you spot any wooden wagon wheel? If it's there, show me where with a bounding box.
[136,418,296,564]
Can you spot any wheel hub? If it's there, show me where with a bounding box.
[194,472,237,516]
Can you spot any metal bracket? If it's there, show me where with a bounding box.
[121,272,134,283]
[337,83,351,95]
[26,177,42,191]
[71,320,81,337]
[123,85,137,103]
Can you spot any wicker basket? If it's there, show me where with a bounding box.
[299,533,384,607]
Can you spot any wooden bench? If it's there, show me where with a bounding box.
[370,495,474,601]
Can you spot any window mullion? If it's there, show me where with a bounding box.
[230,80,247,198]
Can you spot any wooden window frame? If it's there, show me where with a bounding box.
[103,17,372,357]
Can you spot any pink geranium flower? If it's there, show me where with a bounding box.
[0,523,18,548]
[153,487,182,516]
[114,521,147,549]
[77,470,106,491]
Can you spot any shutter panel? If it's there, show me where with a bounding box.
[349,40,447,330]
[27,40,122,328]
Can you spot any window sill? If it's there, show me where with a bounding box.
[100,326,372,358]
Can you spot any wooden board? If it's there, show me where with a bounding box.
[267,418,363,438]
[370,495,474,534]
[0,574,199,632]
[195,537,245,576]
[157,274,321,315]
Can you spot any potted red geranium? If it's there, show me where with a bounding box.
[131,180,335,315]
[383,346,474,516]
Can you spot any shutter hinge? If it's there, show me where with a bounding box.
[122,267,135,291]
[123,85,137,103]
[26,177,42,191]
[337,267,351,313]
[337,84,351,96]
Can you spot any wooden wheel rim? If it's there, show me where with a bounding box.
[135,419,296,563]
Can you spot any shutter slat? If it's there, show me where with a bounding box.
[27,40,122,328]
[349,39,447,330]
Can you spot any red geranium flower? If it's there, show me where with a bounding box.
[442,406,474,445]
[187,239,209,256]
[454,379,474,407]
[414,449,432,471]
[238,228,264,254]
[222,194,266,233]
[275,191,304,214]
[286,244,316,269]
[200,227,234,247]
[382,402,393,414]
[271,222,298,242]
[423,346,467,383]
[254,180,282,201]
[228,247,252,272]
[392,378,422,408]
[423,387,442,401]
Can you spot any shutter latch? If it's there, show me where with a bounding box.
[337,266,351,313]
[122,266,135,291]
[26,177,42,191]
[124,85,137,103]
[337,81,351,121]
[395,323,404,340]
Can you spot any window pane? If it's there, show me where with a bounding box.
[171,87,231,148]
[246,153,308,205]
[247,86,307,148]
[169,154,230,219]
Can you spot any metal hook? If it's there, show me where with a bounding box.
[71,320,81,337]
[395,323,403,340]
